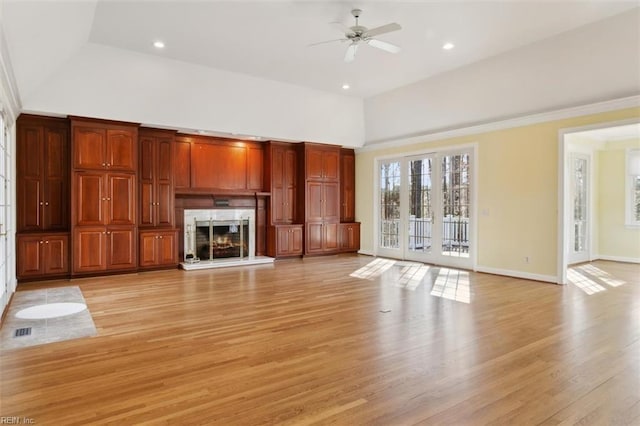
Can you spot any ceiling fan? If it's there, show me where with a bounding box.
[311,9,402,62]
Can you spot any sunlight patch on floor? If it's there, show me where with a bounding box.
[567,269,606,295]
[577,264,626,287]
[394,263,429,291]
[430,268,470,303]
[350,258,396,280]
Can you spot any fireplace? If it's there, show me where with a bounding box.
[181,209,273,270]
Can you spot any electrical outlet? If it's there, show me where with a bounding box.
[524,256,530,264]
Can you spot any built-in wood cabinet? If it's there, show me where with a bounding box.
[17,233,69,279]
[139,229,177,268]
[265,142,297,224]
[73,126,136,172]
[17,115,69,232]
[267,224,303,257]
[139,129,175,228]
[339,222,360,252]
[340,149,356,223]
[71,118,138,275]
[73,226,136,273]
[306,146,339,181]
[301,143,341,255]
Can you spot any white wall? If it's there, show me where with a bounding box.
[364,8,640,145]
[22,43,365,147]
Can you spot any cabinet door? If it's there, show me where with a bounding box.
[43,235,69,275]
[157,232,177,265]
[306,222,324,254]
[74,127,106,169]
[323,182,340,222]
[341,152,355,222]
[17,235,44,277]
[18,125,44,231]
[284,149,296,222]
[108,228,136,269]
[44,127,69,230]
[247,146,263,190]
[156,138,174,227]
[290,226,303,254]
[140,180,154,226]
[74,227,107,273]
[324,222,339,252]
[108,173,136,225]
[276,226,292,256]
[107,129,136,171]
[306,182,323,222]
[322,150,340,181]
[271,147,285,223]
[139,232,158,266]
[306,149,324,180]
[139,136,156,226]
[173,139,191,189]
[75,172,105,226]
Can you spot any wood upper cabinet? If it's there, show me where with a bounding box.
[139,129,175,228]
[17,233,69,279]
[73,226,136,273]
[266,142,297,224]
[72,121,137,172]
[305,144,339,181]
[17,115,69,232]
[340,149,356,223]
[139,229,177,268]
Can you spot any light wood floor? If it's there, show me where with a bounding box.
[1,255,638,425]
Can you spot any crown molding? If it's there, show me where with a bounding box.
[357,95,640,154]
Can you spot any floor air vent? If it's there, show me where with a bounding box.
[14,327,32,337]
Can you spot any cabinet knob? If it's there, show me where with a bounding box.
[106,231,111,235]
[45,240,49,244]
[159,236,163,239]
[39,240,43,244]
[107,198,111,201]
[102,163,106,167]
[45,202,49,206]
[39,202,43,206]
[107,163,111,167]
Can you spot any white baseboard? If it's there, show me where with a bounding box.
[594,255,640,264]
[475,265,558,284]
[357,249,375,256]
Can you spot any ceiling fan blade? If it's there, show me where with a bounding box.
[308,38,346,47]
[364,22,401,38]
[367,39,401,54]
[344,43,358,62]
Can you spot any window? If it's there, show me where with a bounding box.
[626,149,640,227]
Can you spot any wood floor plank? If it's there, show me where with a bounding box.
[1,256,638,425]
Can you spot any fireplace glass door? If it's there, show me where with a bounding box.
[195,219,250,260]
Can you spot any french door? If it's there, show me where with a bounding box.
[378,149,473,268]
[568,154,590,264]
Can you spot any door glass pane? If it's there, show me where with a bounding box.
[408,158,433,253]
[380,161,401,249]
[573,157,587,253]
[441,154,470,258]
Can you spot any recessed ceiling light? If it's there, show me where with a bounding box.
[153,41,165,49]
[342,84,350,90]
[442,42,455,50]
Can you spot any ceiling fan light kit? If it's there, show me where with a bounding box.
[311,8,402,62]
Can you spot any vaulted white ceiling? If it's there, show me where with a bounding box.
[4,0,638,100]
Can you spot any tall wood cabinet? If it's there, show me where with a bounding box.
[138,128,177,269]
[300,143,341,255]
[16,115,70,280]
[264,142,303,257]
[71,118,138,275]
[339,148,360,253]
